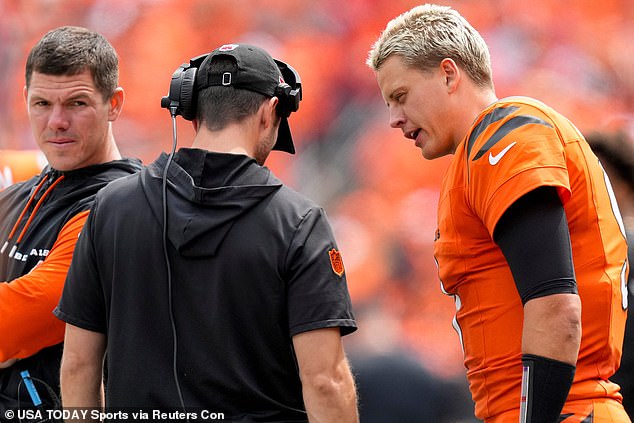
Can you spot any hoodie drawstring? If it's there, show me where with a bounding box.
[1,173,65,257]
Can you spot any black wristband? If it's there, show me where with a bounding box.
[520,354,576,423]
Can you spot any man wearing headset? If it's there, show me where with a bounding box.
[56,44,358,422]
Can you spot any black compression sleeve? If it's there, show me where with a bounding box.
[493,187,577,304]
[521,354,575,423]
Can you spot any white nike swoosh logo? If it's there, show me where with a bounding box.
[488,142,517,165]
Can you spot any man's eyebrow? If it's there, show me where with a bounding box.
[386,87,404,103]
[28,94,46,101]
[29,91,92,101]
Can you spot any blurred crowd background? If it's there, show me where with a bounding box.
[2,0,634,420]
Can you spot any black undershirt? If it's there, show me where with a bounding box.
[493,186,577,304]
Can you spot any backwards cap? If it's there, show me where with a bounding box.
[196,44,300,154]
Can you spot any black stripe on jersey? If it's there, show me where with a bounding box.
[472,115,553,161]
[557,412,594,423]
[467,106,518,158]
[581,412,593,423]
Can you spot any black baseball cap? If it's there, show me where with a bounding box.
[196,44,298,154]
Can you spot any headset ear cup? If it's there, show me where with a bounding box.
[274,59,302,117]
[179,67,198,121]
[275,84,292,118]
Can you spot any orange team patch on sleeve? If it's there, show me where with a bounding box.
[328,248,345,277]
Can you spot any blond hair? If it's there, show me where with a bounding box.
[367,4,493,88]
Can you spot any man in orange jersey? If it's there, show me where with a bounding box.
[0,150,47,190]
[367,4,630,423]
[0,27,141,416]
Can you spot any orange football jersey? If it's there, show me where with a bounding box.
[434,97,629,420]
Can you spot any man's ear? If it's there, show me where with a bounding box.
[440,58,461,94]
[261,96,279,130]
[108,87,125,121]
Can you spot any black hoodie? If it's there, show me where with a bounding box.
[0,157,142,412]
[56,148,356,421]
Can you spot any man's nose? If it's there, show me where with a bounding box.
[389,107,405,128]
[47,104,70,131]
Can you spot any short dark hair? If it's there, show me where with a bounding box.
[196,57,269,131]
[25,26,119,100]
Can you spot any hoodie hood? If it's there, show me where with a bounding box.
[142,149,282,257]
[52,158,144,208]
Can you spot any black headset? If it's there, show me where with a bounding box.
[160,53,302,121]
